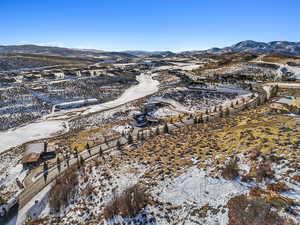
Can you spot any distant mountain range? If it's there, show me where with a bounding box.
[1,41,300,58]
[183,40,300,56]
[0,44,136,59]
[122,50,176,58]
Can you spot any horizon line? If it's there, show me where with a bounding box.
[1,39,300,53]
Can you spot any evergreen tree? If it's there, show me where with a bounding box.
[275,84,279,96]
[257,97,261,106]
[116,139,121,149]
[225,107,230,116]
[155,127,160,135]
[178,114,182,121]
[66,154,70,167]
[43,162,48,173]
[127,133,133,144]
[164,123,169,134]
[199,115,204,123]
[56,157,60,165]
[140,132,145,141]
[80,155,84,166]
[193,117,197,124]
[77,158,81,169]
[249,83,253,91]
[99,146,103,157]
[56,157,61,171]
[87,143,91,155]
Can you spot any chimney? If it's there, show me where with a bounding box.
[44,142,48,152]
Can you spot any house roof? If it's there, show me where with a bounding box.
[25,142,45,154]
[21,152,41,164]
[22,142,45,164]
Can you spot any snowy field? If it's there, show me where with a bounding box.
[0,121,68,153]
[150,85,252,116]
[155,167,249,225]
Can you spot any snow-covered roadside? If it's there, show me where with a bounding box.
[5,185,51,225]
[271,82,300,87]
[0,164,27,187]
[153,63,201,72]
[0,164,27,216]
[0,121,68,153]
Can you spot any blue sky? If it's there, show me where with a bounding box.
[1,0,300,51]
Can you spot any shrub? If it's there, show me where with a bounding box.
[227,195,286,225]
[249,186,263,197]
[49,166,78,213]
[222,158,239,180]
[292,175,300,183]
[256,162,275,182]
[103,185,148,219]
[241,174,253,182]
[267,182,290,193]
[249,149,260,160]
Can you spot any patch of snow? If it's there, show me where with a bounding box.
[273,82,300,87]
[157,167,248,207]
[153,108,180,118]
[112,124,132,134]
[155,167,248,225]
[0,120,67,152]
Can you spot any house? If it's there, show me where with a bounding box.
[0,77,16,83]
[52,70,65,79]
[21,142,46,168]
[21,142,56,168]
[23,74,41,81]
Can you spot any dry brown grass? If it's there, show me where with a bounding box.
[103,185,148,219]
[227,194,292,225]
